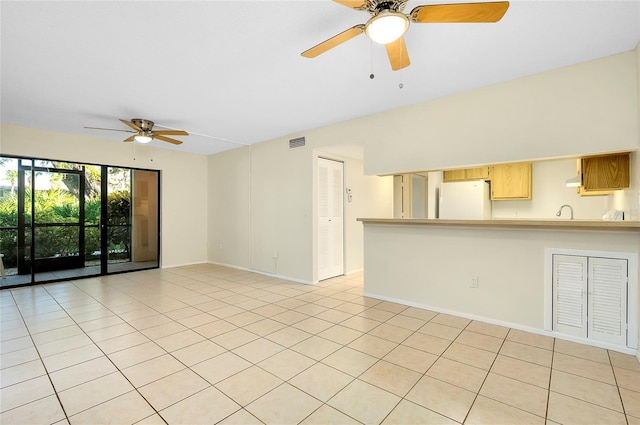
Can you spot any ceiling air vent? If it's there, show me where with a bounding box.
[289,137,306,149]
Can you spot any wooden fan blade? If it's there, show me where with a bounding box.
[119,119,142,132]
[301,24,365,58]
[410,2,509,23]
[154,135,183,145]
[84,126,136,133]
[153,130,189,136]
[385,37,410,71]
[332,0,367,10]
[123,135,136,143]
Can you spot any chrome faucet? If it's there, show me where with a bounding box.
[556,204,574,220]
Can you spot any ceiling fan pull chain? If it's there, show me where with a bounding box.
[369,39,375,79]
[399,41,404,89]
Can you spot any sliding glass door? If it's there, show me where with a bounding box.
[105,168,159,274]
[0,156,160,288]
[20,162,88,282]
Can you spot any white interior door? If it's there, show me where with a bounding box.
[318,158,344,281]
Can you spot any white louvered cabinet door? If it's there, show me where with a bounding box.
[553,254,588,338]
[588,257,628,345]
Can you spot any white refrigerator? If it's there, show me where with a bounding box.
[439,180,491,220]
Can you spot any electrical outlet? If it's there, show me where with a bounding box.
[471,277,479,288]
[273,250,278,259]
[218,243,223,249]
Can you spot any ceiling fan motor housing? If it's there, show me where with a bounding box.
[131,118,154,132]
[364,0,408,14]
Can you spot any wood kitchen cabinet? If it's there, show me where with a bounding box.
[443,169,466,182]
[580,153,629,192]
[490,162,532,200]
[443,166,490,182]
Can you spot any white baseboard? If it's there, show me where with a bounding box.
[161,261,208,269]
[207,261,313,285]
[363,290,637,356]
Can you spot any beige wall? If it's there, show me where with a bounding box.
[207,147,251,270]
[362,49,639,175]
[250,139,313,279]
[0,124,209,268]
[207,139,393,283]
[342,157,394,273]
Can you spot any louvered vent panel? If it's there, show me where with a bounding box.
[553,255,587,337]
[318,222,329,269]
[332,168,343,217]
[289,137,306,149]
[318,166,329,218]
[588,258,627,345]
[331,221,343,267]
[555,261,585,327]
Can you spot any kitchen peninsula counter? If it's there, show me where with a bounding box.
[357,218,640,231]
[358,217,640,350]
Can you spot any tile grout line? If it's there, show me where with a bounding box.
[458,319,499,424]
[607,348,629,422]
[6,286,71,424]
[545,331,556,423]
[42,280,169,424]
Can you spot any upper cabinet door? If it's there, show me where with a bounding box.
[443,169,467,182]
[443,166,490,182]
[465,166,490,180]
[490,162,532,200]
[581,153,630,191]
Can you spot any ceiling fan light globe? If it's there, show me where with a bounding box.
[365,11,409,44]
[134,135,153,144]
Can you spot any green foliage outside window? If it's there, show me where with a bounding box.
[0,190,131,269]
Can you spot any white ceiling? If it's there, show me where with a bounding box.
[1,1,639,156]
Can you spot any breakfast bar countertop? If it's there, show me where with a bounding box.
[356,218,640,231]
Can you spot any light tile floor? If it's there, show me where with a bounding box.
[1,264,639,424]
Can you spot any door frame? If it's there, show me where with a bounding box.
[17,163,86,275]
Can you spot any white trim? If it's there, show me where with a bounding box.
[363,290,637,355]
[543,250,553,331]
[207,261,314,285]
[544,248,637,350]
[206,261,251,272]
[162,261,208,269]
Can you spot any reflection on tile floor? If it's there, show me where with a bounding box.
[1,264,639,424]
[0,261,158,289]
